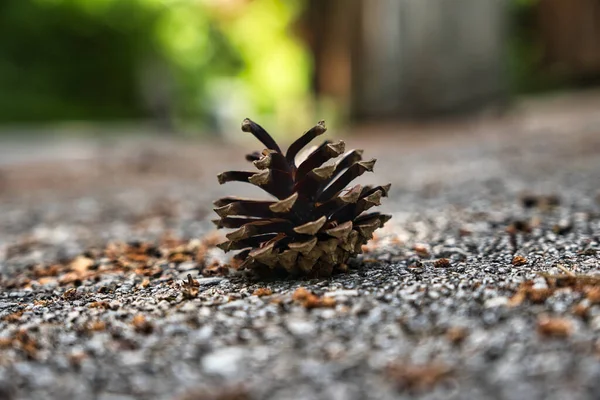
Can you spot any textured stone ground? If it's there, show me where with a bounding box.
[0,95,600,400]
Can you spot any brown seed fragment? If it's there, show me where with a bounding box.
[506,220,532,234]
[386,362,453,392]
[509,281,554,306]
[528,288,553,304]
[458,227,472,237]
[0,337,13,349]
[292,287,312,301]
[88,301,109,309]
[176,385,252,400]
[33,264,61,278]
[253,288,273,297]
[537,272,600,290]
[168,252,189,263]
[181,274,199,299]
[572,302,589,319]
[68,351,88,368]
[446,326,468,345]
[318,297,337,308]
[413,244,430,258]
[70,256,94,274]
[2,310,23,323]
[433,258,451,268]
[508,290,527,307]
[14,330,38,359]
[203,261,230,277]
[292,287,336,309]
[511,255,527,266]
[586,287,600,304]
[132,315,154,334]
[86,320,106,332]
[63,288,80,301]
[537,317,572,338]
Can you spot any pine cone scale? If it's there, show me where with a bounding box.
[269,193,298,213]
[317,159,376,202]
[285,120,327,165]
[295,140,345,179]
[293,215,327,235]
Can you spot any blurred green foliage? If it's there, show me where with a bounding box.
[0,0,156,121]
[2,0,589,127]
[508,0,550,93]
[507,0,593,93]
[0,0,310,126]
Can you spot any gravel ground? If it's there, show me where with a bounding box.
[1,100,600,400]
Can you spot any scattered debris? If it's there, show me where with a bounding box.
[63,288,80,301]
[2,233,225,290]
[386,362,453,392]
[555,264,575,276]
[577,248,597,256]
[433,258,451,268]
[520,194,560,209]
[180,274,200,299]
[0,127,599,399]
[87,301,109,309]
[506,220,532,234]
[510,273,600,308]
[511,255,527,266]
[413,244,430,258]
[2,310,24,323]
[13,330,38,360]
[538,273,600,289]
[203,261,230,277]
[445,326,468,345]
[68,351,88,368]
[253,288,273,297]
[458,226,472,237]
[520,194,539,208]
[132,315,154,335]
[537,317,573,338]
[176,386,252,400]
[292,287,336,309]
[572,302,589,319]
[85,320,106,332]
[508,281,553,306]
[586,287,600,304]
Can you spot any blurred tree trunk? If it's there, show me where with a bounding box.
[351,0,510,119]
[537,0,600,78]
[303,0,510,120]
[303,0,361,104]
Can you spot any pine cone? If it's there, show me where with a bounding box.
[213,119,391,277]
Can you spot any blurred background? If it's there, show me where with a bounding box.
[1,0,600,137]
[1,0,600,203]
